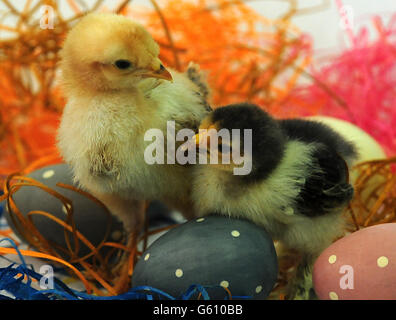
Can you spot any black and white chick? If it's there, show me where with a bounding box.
[189,103,358,299]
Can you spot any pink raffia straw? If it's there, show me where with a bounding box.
[287,11,396,156]
[335,0,356,45]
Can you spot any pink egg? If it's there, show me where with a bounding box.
[313,223,396,300]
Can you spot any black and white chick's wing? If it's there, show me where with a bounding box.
[294,143,354,218]
[279,119,357,218]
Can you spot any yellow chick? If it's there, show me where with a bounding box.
[57,13,210,234]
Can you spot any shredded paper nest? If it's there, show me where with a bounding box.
[0,0,395,299]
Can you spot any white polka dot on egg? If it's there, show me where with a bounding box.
[328,255,337,264]
[255,285,263,294]
[377,256,389,268]
[144,253,150,261]
[329,291,339,300]
[220,280,229,288]
[231,230,240,238]
[175,268,183,278]
[196,218,205,222]
[42,169,55,179]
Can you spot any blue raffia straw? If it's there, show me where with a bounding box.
[0,237,252,300]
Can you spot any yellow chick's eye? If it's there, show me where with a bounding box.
[114,59,132,70]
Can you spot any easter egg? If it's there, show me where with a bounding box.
[131,215,278,300]
[313,223,396,300]
[4,164,125,258]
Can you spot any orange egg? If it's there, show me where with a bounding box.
[313,223,396,300]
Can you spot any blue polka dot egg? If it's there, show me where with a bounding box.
[131,215,278,299]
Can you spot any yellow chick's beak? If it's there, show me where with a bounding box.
[192,125,218,147]
[192,132,203,146]
[180,126,215,152]
[141,64,173,82]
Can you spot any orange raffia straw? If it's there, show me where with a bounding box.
[67,0,82,14]
[0,172,118,295]
[0,166,181,296]
[345,157,396,230]
[138,0,314,117]
[21,153,63,175]
[0,230,19,248]
[149,0,181,71]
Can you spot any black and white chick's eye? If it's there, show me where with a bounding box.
[114,59,132,70]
